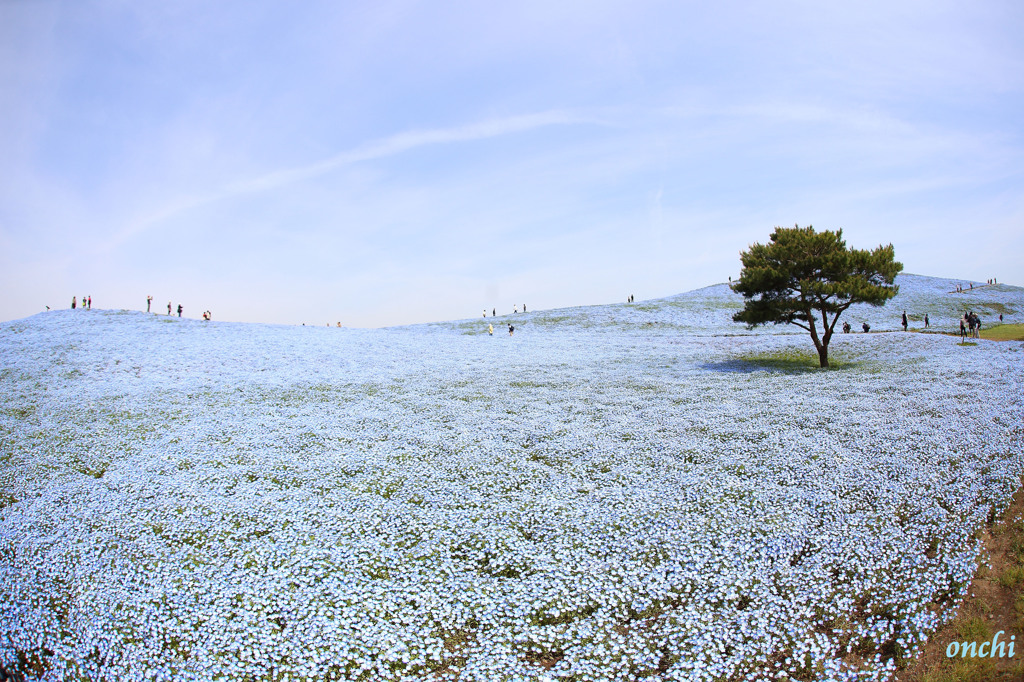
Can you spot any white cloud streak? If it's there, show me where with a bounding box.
[108,110,596,250]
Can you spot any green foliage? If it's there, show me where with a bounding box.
[731,225,902,367]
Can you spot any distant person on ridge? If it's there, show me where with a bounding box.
[492,308,495,317]
[924,313,929,328]
[147,295,153,312]
[71,296,76,309]
[177,304,183,318]
[902,311,908,331]
[87,296,91,310]
[167,302,172,315]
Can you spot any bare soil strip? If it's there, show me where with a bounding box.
[895,483,1024,682]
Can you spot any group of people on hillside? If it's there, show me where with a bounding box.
[954,279,998,292]
[70,294,209,321]
[483,305,527,317]
[486,323,515,336]
[899,310,931,331]
[841,321,873,333]
[961,312,982,340]
[835,308,1001,340]
[145,295,210,320]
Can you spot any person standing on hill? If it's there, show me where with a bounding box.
[167,302,172,315]
[147,295,153,313]
[902,311,908,331]
[87,296,91,310]
[71,296,76,309]
[924,313,929,328]
[492,308,496,317]
[177,304,183,318]
[488,323,493,336]
[508,323,514,336]
[960,316,967,341]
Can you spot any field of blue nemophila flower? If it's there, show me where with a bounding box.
[1,274,1022,681]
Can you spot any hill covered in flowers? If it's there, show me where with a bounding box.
[429,273,1021,337]
[1,274,1022,681]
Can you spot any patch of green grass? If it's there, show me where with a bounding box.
[975,301,1016,316]
[509,380,548,389]
[529,314,572,326]
[998,566,1024,589]
[922,659,998,682]
[1,404,37,420]
[734,346,853,371]
[980,324,1024,342]
[953,616,992,642]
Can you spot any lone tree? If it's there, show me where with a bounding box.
[731,225,903,368]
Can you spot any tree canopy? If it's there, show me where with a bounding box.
[731,225,903,367]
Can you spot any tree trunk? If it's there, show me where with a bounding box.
[806,306,830,368]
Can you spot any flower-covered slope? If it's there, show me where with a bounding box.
[428,274,1021,337]
[0,275,1022,681]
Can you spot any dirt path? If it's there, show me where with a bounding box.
[894,484,1024,682]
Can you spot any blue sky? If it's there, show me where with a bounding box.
[2,1,1022,327]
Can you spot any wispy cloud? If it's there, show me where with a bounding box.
[230,110,593,193]
[107,110,597,250]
